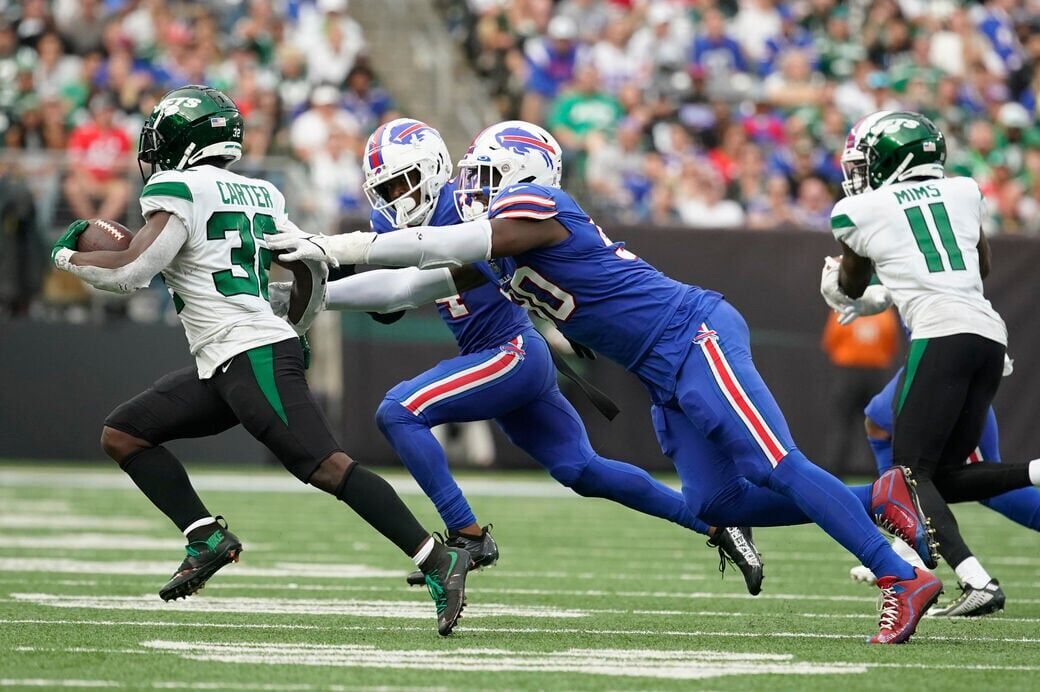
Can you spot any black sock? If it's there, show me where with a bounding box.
[915,477,972,567]
[935,463,1032,503]
[336,464,429,557]
[120,446,210,532]
[418,540,447,575]
[186,521,219,543]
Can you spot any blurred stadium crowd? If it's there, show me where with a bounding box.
[443,0,1040,231]
[2,0,1040,317]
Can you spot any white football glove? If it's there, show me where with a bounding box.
[837,284,892,325]
[1003,353,1014,377]
[820,256,852,312]
[267,231,340,267]
[268,280,291,318]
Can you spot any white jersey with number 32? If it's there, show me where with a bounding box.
[140,164,298,378]
[830,176,1006,345]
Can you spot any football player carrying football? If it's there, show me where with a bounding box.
[271,120,947,644]
[271,118,765,594]
[51,85,469,636]
[820,110,1040,616]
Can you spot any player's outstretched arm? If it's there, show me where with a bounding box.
[322,266,459,314]
[52,212,186,294]
[268,218,567,269]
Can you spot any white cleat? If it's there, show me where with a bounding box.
[849,565,877,585]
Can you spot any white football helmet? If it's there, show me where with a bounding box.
[454,120,563,221]
[840,110,893,197]
[363,118,452,228]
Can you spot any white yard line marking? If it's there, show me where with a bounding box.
[0,534,186,550]
[138,640,862,680]
[0,469,576,498]
[0,559,400,579]
[0,680,119,688]
[0,515,156,530]
[9,593,592,619]
[5,618,1040,644]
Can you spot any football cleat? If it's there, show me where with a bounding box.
[930,579,1005,617]
[870,466,940,569]
[870,567,943,644]
[407,524,498,586]
[423,546,470,636]
[708,526,764,596]
[159,517,242,601]
[850,565,878,585]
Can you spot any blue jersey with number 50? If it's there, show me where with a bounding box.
[370,180,530,354]
[475,183,722,372]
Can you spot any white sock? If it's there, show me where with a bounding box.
[954,556,992,589]
[183,516,217,537]
[891,536,926,570]
[1029,459,1040,486]
[413,536,435,567]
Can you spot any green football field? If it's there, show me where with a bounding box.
[1,462,1038,690]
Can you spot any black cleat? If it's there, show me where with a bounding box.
[423,545,470,636]
[407,525,498,586]
[708,526,764,596]
[159,517,242,601]
[930,579,1005,617]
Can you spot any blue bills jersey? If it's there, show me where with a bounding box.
[475,183,722,372]
[371,180,531,354]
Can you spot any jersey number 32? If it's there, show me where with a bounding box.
[207,211,276,299]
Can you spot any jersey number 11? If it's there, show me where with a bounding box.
[904,202,966,273]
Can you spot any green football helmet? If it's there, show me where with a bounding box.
[840,110,946,196]
[138,85,244,180]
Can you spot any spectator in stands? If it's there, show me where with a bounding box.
[53,0,105,56]
[546,64,622,169]
[520,15,579,124]
[585,120,648,221]
[759,5,816,77]
[588,15,634,95]
[305,125,365,233]
[33,32,80,98]
[290,85,361,163]
[690,8,748,92]
[792,175,833,232]
[62,93,131,223]
[747,174,799,230]
[342,64,394,134]
[305,5,365,87]
[674,162,745,230]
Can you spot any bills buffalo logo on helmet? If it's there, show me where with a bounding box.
[367,120,436,169]
[494,127,556,167]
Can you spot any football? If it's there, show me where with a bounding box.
[77,218,133,253]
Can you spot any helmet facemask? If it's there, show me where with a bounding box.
[840,147,869,197]
[364,158,441,228]
[454,157,516,221]
[137,123,164,181]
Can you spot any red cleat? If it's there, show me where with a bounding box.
[870,567,943,644]
[870,466,939,569]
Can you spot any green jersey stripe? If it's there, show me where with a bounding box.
[142,181,194,202]
[830,214,856,230]
[245,344,288,426]
[897,339,929,416]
